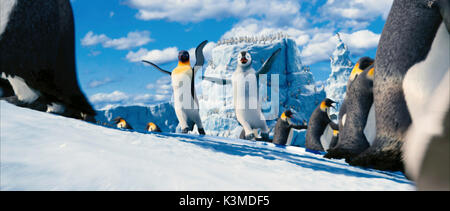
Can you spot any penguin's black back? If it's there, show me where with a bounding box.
[0,0,95,117]
[351,0,444,171]
[273,119,291,145]
[305,107,331,151]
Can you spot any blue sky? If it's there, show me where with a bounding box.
[70,0,393,109]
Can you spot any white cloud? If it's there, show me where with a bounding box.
[125,0,301,23]
[301,30,381,65]
[81,31,109,46]
[320,0,393,21]
[90,90,172,109]
[126,42,216,65]
[87,77,114,89]
[90,91,130,104]
[126,47,179,64]
[81,30,153,50]
[146,76,172,95]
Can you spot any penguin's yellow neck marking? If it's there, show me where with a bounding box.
[281,112,288,121]
[117,119,127,128]
[349,63,364,81]
[320,101,328,112]
[333,130,339,136]
[172,61,192,75]
[148,123,156,131]
[367,67,375,80]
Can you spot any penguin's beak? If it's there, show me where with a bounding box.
[241,58,248,64]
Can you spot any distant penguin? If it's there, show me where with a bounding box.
[146,122,162,133]
[273,110,308,145]
[114,117,133,130]
[0,0,96,122]
[203,49,281,141]
[305,98,339,152]
[326,65,375,161]
[142,41,208,135]
[350,0,448,171]
[329,130,340,149]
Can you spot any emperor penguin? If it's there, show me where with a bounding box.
[350,0,449,171]
[402,0,449,190]
[114,117,133,130]
[325,65,375,161]
[202,49,281,141]
[146,122,162,133]
[273,110,308,145]
[0,0,96,122]
[338,57,374,132]
[142,40,208,135]
[305,98,339,152]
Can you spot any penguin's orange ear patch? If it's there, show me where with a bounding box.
[367,67,375,80]
[320,101,327,111]
[333,130,339,136]
[281,112,287,119]
[147,122,157,131]
[350,63,364,81]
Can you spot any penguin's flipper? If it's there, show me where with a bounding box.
[193,40,209,73]
[329,121,339,131]
[256,48,282,77]
[142,60,172,75]
[202,76,232,85]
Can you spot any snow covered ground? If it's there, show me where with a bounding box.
[0,101,414,191]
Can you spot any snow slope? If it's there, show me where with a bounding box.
[0,102,414,191]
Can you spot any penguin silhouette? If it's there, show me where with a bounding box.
[0,0,96,122]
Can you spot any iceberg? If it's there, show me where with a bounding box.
[324,33,355,118]
[199,37,325,141]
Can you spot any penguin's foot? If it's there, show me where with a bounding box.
[198,128,206,135]
[349,146,404,172]
[325,147,363,161]
[325,148,352,160]
[2,96,47,112]
[244,133,255,140]
[257,133,270,142]
[181,128,190,134]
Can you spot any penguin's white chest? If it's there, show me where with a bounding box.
[232,69,259,110]
[171,70,197,109]
[402,23,450,180]
[403,23,450,122]
[2,73,40,103]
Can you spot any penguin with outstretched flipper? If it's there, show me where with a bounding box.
[142,41,208,135]
[203,49,281,141]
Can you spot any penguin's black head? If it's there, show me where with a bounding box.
[178,51,190,63]
[284,110,294,118]
[113,117,125,124]
[324,98,336,108]
[357,57,375,70]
